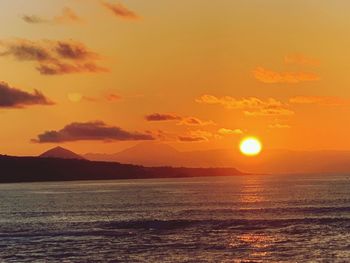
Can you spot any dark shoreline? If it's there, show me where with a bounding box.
[0,155,244,184]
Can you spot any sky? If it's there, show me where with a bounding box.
[1,0,350,156]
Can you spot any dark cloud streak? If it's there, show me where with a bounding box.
[145,113,182,121]
[22,8,81,25]
[102,2,139,20]
[0,82,53,108]
[0,39,107,75]
[34,121,155,143]
[22,15,48,24]
[178,136,207,142]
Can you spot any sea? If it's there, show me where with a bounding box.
[0,174,349,262]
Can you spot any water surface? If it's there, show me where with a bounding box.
[0,174,349,262]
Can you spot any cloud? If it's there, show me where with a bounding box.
[67,93,98,103]
[33,121,154,143]
[178,136,207,142]
[190,129,213,138]
[0,82,53,108]
[178,117,215,126]
[106,93,121,102]
[243,108,294,117]
[196,95,294,116]
[148,129,175,141]
[102,2,139,20]
[22,15,48,24]
[177,129,215,142]
[22,7,82,25]
[253,67,320,83]
[218,128,243,135]
[55,7,81,23]
[284,54,320,66]
[55,41,97,60]
[289,96,350,106]
[67,92,121,103]
[0,39,51,61]
[37,61,106,75]
[145,113,182,122]
[0,39,107,75]
[145,113,214,126]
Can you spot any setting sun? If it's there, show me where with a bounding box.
[239,137,262,156]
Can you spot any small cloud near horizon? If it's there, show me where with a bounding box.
[145,113,182,122]
[145,113,215,126]
[253,67,320,84]
[190,129,213,139]
[196,95,294,117]
[178,117,215,126]
[289,96,350,106]
[178,135,207,142]
[218,128,243,135]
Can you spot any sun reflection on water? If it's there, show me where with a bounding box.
[238,177,266,204]
[229,232,283,262]
[228,177,279,261]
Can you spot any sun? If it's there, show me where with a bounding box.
[239,137,262,156]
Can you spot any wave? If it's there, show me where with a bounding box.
[178,206,350,215]
[0,217,349,239]
[103,217,350,231]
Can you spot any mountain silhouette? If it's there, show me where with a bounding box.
[85,142,181,166]
[40,146,85,160]
[84,142,350,174]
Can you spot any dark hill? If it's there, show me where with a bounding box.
[39,146,85,160]
[0,155,244,183]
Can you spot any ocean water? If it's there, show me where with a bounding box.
[0,175,349,262]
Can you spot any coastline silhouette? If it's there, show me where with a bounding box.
[0,154,243,183]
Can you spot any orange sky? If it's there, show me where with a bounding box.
[1,0,350,156]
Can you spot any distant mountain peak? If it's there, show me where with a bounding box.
[39,146,85,160]
[119,142,179,155]
[84,142,179,166]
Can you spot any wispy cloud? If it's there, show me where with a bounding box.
[101,2,139,20]
[289,96,350,106]
[145,113,215,126]
[0,39,107,75]
[22,15,47,24]
[67,93,98,103]
[67,92,122,103]
[178,117,215,126]
[244,108,294,117]
[106,93,121,102]
[0,81,53,108]
[33,121,154,143]
[218,128,243,135]
[189,130,213,139]
[178,135,207,142]
[196,95,294,116]
[253,67,320,83]
[22,7,82,25]
[145,113,182,122]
